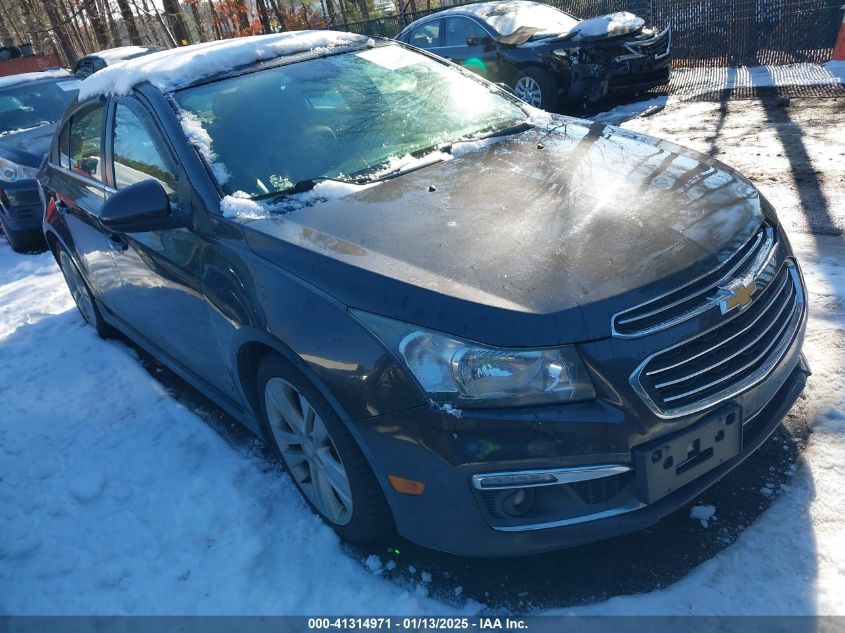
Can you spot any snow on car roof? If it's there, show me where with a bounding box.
[0,68,72,90]
[83,45,158,64]
[429,1,578,36]
[77,31,374,100]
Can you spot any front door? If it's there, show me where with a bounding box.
[435,17,500,80]
[103,97,236,399]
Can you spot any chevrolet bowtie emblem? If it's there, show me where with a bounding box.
[710,281,757,314]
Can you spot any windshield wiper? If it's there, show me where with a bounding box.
[445,121,535,151]
[250,177,351,202]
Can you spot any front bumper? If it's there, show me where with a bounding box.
[355,312,808,557]
[0,179,42,232]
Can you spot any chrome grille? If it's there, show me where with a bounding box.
[632,262,804,418]
[613,225,776,337]
[623,27,671,60]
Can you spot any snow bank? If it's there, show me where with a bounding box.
[78,31,373,99]
[0,68,71,89]
[0,241,475,614]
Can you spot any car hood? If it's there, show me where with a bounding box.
[0,122,57,167]
[242,117,765,347]
[502,11,645,46]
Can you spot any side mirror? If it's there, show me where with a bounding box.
[99,179,185,233]
[466,35,494,47]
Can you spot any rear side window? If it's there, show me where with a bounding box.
[407,21,440,49]
[69,105,104,181]
[112,103,178,200]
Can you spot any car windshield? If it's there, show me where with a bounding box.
[174,44,527,198]
[0,78,80,135]
[480,2,579,37]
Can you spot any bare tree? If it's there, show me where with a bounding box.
[81,0,110,48]
[115,0,141,44]
[161,0,190,45]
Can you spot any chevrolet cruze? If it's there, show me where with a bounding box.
[39,32,808,556]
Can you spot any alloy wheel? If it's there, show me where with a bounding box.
[59,250,96,326]
[514,76,543,107]
[264,377,354,525]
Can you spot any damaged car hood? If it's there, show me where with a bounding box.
[242,117,765,347]
[501,11,645,46]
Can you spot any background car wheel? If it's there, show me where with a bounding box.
[57,247,113,338]
[512,68,558,110]
[256,353,393,542]
[0,217,43,253]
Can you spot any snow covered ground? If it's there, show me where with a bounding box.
[2,65,844,615]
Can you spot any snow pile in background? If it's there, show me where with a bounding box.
[572,11,644,39]
[78,31,373,98]
[0,242,478,615]
[0,68,71,89]
[177,109,231,185]
[592,61,845,125]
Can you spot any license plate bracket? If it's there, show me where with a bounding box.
[634,406,742,504]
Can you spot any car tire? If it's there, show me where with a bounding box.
[511,67,559,110]
[255,352,393,543]
[56,246,113,338]
[0,216,44,253]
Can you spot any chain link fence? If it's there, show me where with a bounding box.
[332,0,844,68]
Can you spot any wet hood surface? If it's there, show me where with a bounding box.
[243,117,764,346]
[0,123,57,166]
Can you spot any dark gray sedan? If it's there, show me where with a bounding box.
[39,32,807,557]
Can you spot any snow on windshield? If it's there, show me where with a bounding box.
[77,31,373,99]
[0,69,71,90]
[468,1,579,36]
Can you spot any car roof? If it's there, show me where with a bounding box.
[0,68,72,90]
[401,0,538,31]
[76,31,373,101]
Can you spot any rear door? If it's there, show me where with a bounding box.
[42,101,123,305]
[101,96,236,399]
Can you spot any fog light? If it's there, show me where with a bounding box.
[497,488,535,517]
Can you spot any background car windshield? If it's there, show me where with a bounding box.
[0,79,79,135]
[174,44,526,198]
[481,3,579,37]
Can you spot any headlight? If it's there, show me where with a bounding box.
[352,311,596,407]
[0,157,38,182]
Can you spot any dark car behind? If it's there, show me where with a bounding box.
[0,69,79,251]
[40,34,806,557]
[396,0,671,110]
[74,46,164,79]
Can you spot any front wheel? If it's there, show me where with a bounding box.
[256,353,393,542]
[511,67,559,110]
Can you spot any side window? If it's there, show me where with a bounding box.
[57,121,70,168]
[69,105,104,180]
[112,103,178,201]
[443,17,489,47]
[407,21,441,49]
